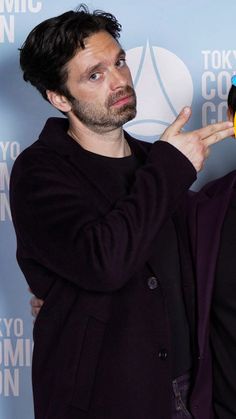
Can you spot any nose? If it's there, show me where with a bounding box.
[109,68,129,91]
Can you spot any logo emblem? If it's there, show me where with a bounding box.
[125,41,193,138]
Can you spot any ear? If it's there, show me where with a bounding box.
[46,90,72,113]
[227,107,235,138]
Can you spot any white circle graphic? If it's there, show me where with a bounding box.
[125,42,193,137]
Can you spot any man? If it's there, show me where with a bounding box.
[186,83,236,419]
[10,5,233,419]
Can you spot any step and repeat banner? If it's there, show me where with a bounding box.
[1,1,236,418]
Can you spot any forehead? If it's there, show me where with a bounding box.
[67,31,122,75]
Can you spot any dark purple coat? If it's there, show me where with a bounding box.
[10,117,197,419]
[188,171,236,419]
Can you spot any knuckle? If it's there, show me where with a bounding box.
[214,132,221,142]
[194,133,201,142]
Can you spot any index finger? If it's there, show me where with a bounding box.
[202,126,234,147]
[195,120,233,141]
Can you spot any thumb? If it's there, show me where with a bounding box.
[162,107,192,139]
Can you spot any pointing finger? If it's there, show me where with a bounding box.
[196,121,233,141]
[202,126,234,147]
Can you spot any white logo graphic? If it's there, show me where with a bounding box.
[125,41,193,137]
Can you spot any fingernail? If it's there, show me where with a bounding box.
[183,107,190,115]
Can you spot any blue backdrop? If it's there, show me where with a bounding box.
[1,1,236,417]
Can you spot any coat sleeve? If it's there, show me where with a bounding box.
[10,140,196,293]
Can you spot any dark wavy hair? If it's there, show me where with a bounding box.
[19,4,122,101]
[228,84,236,116]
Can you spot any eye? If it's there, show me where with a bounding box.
[89,72,101,81]
[116,58,126,68]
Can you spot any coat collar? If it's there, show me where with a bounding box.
[38,117,151,206]
[38,117,150,161]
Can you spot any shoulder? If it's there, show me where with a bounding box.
[11,140,52,175]
[187,170,236,211]
[199,170,236,198]
[10,138,67,196]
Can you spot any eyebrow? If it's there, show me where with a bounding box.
[81,48,126,79]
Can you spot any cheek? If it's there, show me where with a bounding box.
[75,88,104,104]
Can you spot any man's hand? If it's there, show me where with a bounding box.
[160,107,234,172]
[30,294,44,318]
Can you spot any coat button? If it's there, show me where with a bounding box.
[158,349,168,360]
[147,276,158,290]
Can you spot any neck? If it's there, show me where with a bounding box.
[67,117,131,158]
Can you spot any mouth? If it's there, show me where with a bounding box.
[111,94,135,107]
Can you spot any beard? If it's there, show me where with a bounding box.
[70,85,137,133]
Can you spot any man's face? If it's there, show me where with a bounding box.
[65,30,136,133]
